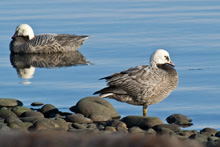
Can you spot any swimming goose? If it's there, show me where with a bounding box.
[10,24,89,54]
[94,49,178,116]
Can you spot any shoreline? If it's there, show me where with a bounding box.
[0,97,219,147]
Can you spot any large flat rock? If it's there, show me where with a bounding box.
[0,98,23,107]
[70,97,120,122]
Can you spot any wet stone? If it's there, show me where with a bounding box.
[0,123,10,131]
[129,127,145,134]
[146,128,156,135]
[215,131,220,137]
[0,98,23,107]
[12,106,32,117]
[8,122,27,130]
[5,115,22,124]
[105,126,116,132]
[65,113,93,124]
[200,127,218,137]
[177,130,198,137]
[121,116,163,129]
[70,97,120,122]
[189,134,208,145]
[153,124,180,132]
[0,108,17,119]
[156,127,174,136]
[31,102,44,106]
[21,111,44,118]
[31,118,62,130]
[87,123,97,129]
[72,123,87,129]
[40,104,59,118]
[107,119,127,130]
[166,114,193,127]
[20,117,44,124]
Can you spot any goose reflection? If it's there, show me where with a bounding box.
[10,51,90,84]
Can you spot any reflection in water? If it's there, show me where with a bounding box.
[10,51,90,84]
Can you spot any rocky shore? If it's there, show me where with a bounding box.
[0,97,219,147]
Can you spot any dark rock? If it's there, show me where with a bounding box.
[206,140,220,147]
[70,97,120,122]
[189,134,208,145]
[0,98,23,107]
[107,119,127,131]
[166,114,193,127]
[177,130,198,137]
[8,122,27,130]
[12,106,32,117]
[105,126,116,132]
[215,131,220,137]
[4,115,22,124]
[51,118,68,130]
[0,108,17,119]
[21,111,44,118]
[153,124,180,132]
[121,116,163,129]
[31,118,64,130]
[20,117,44,124]
[200,127,218,137]
[146,128,156,134]
[87,123,97,129]
[40,104,59,118]
[66,113,93,124]
[208,136,220,142]
[72,123,87,129]
[156,128,174,136]
[207,137,220,147]
[31,102,44,106]
[129,127,145,134]
[0,123,10,131]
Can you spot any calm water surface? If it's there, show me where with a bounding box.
[0,0,220,130]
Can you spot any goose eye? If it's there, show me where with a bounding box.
[164,56,169,61]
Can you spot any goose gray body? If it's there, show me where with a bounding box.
[10,24,89,54]
[94,49,178,116]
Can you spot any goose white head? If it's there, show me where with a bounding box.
[12,24,34,40]
[150,49,174,68]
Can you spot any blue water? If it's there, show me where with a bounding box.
[0,0,220,130]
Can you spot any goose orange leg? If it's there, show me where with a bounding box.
[143,104,148,116]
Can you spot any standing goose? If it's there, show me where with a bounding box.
[10,24,90,54]
[94,49,178,116]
